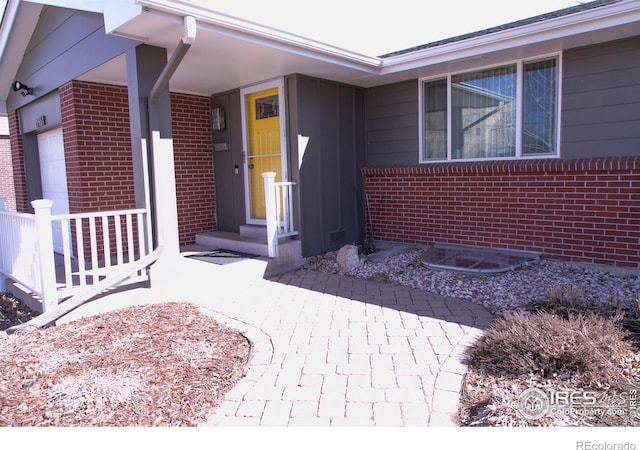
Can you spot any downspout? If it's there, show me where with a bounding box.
[149,15,197,105]
[146,15,196,254]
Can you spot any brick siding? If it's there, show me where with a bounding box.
[170,92,216,245]
[59,81,136,213]
[0,134,16,211]
[10,80,215,249]
[8,111,27,212]
[363,158,640,267]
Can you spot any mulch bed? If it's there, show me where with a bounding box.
[0,299,250,426]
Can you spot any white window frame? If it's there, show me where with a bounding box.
[418,52,563,163]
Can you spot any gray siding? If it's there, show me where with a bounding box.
[363,37,640,165]
[561,36,640,158]
[211,75,366,255]
[211,89,245,232]
[18,92,61,134]
[8,6,138,111]
[364,80,419,166]
[292,75,366,257]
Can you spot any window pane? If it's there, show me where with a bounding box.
[523,58,558,155]
[255,94,279,120]
[451,65,516,159]
[423,78,447,160]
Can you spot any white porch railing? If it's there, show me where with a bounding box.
[0,198,151,312]
[0,199,53,306]
[262,172,298,258]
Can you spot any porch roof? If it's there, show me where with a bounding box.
[1,0,640,112]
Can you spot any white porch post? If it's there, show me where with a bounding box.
[263,172,277,258]
[151,130,180,258]
[31,199,58,312]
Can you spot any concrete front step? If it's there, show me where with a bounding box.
[194,230,306,276]
[239,224,268,240]
[195,230,270,257]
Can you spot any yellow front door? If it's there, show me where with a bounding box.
[245,86,283,221]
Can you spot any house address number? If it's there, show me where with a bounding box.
[35,115,46,128]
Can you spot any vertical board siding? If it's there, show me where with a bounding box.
[211,90,244,232]
[296,75,365,256]
[363,158,640,267]
[297,76,325,256]
[320,81,341,250]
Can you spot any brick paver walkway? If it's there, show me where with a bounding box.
[59,255,493,426]
[195,265,493,426]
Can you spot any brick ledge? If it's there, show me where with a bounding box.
[362,157,640,176]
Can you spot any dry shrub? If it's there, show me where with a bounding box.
[534,285,640,346]
[465,310,633,391]
[460,308,640,426]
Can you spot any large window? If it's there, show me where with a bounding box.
[420,56,559,162]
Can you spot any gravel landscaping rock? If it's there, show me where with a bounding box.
[303,243,640,316]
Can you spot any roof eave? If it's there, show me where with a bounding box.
[132,0,382,73]
[0,0,44,113]
[380,0,640,74]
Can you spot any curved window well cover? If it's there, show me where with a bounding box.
[421,243,541,275]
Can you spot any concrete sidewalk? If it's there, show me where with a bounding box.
[59,253,493,426]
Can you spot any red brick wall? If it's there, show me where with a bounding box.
[170,92,216,245]
[59,81,135,213]
[0,134,16,211]
[363,158,640,267]
[8,81,215,248]
[57,81,215,247]
[8,111,27,212]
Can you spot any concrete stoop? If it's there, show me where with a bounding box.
[194,226,306,277]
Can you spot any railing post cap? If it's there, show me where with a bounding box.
[31,199,54,209]
[262,172,276,179]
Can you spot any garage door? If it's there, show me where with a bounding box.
[37,128,70,254]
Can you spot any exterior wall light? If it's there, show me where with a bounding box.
[12,81,33,96]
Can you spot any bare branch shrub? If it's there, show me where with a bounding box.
[464,310,634,391]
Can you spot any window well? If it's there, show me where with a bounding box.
[421,243,540,275]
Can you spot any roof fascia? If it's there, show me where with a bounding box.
[134,0,381,73]
[380,0,640,74]
[102,0,144,35]
[36,0,103,13]
[0,0,43,113]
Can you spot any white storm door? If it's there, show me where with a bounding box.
[37,128,70,254]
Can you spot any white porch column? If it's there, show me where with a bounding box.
[31,199,58,312]
[126,45,181,288]
[263,172,277,258]
[150,130,180,258]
